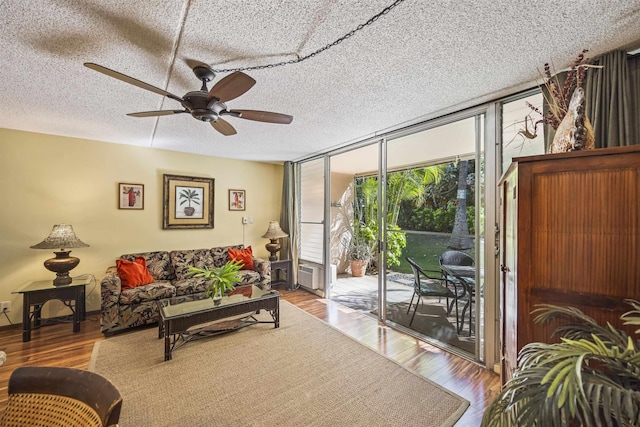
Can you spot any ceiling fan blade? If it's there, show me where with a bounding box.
[211,118,237,136]
[127,110,186,117]
[208,72,256,103]
[230,109,293,124]
[84,63,183,102]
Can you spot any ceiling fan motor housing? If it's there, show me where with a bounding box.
[182,91,226,122]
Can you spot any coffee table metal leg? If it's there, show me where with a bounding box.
[164,322,172,361]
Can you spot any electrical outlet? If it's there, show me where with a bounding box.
[1,301,10,313]
[242,217,248,224]
[248,216,254,224]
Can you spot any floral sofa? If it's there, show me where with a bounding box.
[100,245,270,334]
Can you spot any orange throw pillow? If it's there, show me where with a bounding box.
[116,257,155,289]
[228,246,254,270]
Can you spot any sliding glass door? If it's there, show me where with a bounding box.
[327,143,381,310]
[383,115,485,359]
[311,98,515,366]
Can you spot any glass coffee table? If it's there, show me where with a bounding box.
[157,286,280,361]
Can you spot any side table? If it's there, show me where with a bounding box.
[12,276,91,342]
[270,259,292,290]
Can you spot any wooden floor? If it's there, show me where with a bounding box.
[0,288,500,426]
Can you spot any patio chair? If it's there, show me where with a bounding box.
[405,257,455,326]
[438,251,474,312]
[0,366,123,427]
[439,250,475,334]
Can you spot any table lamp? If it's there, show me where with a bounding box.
[261,221,288,261]
[30,224,89,286]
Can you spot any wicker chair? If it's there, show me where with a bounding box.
[0,366,122,427]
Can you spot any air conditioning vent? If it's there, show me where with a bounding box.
[298,264,320,289]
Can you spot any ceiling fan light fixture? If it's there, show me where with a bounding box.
[191,109,218,122]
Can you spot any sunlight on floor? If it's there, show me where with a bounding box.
[328,274,477,356]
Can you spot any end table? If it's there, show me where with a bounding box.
[270,259,292,290]
[12,276,91,342]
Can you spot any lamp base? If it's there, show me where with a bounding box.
[265,240,281,262]
[44,250,79,286]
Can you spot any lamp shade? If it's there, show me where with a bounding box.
[30,224,89,250]
[262,221,288,262]
[30,224,89,286]
[261,221,288,239]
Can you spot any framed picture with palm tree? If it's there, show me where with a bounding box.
[163,174,214,229]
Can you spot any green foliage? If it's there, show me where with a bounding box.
[357,221,406,267]
[395,160,476,233]
[385,225,406,267]
[348,243,372,261]
[400,204,475,233]
[482,301,640,427]
[186,260,243,300]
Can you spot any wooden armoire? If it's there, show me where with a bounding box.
[498,145,640,384]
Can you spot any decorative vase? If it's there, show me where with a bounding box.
[350,260,368,277]
[549,87,595,153]
[212,288,223,305]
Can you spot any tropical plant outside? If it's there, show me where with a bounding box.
[481,301,640,427]
[353,159,477,272]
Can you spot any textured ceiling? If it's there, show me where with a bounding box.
[2,0,640,163]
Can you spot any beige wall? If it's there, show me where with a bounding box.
[0,128,283,326]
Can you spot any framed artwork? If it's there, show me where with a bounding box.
[163,174,214,229]
[228,189,245,211]
[119,183,144,210]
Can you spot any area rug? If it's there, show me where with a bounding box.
[381,302,475,354]
[89,301,469,427]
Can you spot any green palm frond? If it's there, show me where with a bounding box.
[482,301,640,427]
[186,260,243,299]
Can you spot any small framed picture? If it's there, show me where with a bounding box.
[119,183,144,210]
[228,189,245,211]
[163,174,214,229]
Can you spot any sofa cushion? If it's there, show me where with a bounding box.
[238,269,261,286]
[119,281,175,305]
[170,249,215,281]
[116,257,155,289]
[121,251,174,281]
[228,246,255,270]
[210,245,244,268]
[172,278,209,297]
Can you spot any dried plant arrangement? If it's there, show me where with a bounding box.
[519,49,600,141]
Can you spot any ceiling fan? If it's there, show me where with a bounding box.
[84,61,293,136]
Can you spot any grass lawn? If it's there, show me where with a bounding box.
[393,232,475,274]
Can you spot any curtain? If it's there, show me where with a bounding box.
[629,54,640,145]
[585,50,637,147]
[544,51,639,150]
[279,161,298,284]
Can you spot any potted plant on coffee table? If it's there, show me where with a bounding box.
[187,260,243,304]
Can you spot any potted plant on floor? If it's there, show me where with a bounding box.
[349,239,372,277]
[187,260,243,303]
[481,300,640,427]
